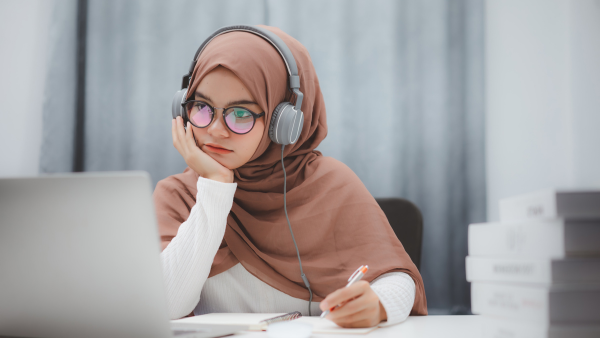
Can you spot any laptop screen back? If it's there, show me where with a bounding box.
[0,172,171,338]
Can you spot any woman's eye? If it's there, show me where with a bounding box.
[234,110,251,118]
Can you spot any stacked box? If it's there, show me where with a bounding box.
[467,189,600,338]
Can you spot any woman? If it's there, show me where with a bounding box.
[154,25,427,328]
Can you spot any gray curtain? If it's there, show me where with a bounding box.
[40,0,485,313]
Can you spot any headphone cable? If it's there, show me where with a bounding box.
[281,144,313,316]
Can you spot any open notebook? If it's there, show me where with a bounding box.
[172,313,382,334]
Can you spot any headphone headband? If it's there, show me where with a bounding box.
[181,25,300,91]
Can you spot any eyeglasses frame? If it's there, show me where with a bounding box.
[181,99,265,135]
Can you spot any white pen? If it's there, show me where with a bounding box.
[320,265,369,318]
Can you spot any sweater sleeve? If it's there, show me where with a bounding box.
[160,175,237,319]
[370,271,416,326]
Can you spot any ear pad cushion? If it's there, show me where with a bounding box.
[171,88,188,121]
[269,102,304,145]
[269,102,290,144]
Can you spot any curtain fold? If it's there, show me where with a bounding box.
[39,0,78,173]
[40,0,485,313]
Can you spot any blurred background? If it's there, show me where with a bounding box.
[1,0,598,314]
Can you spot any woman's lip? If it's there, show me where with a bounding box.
[204,144,233,154]
[205,143,231,150]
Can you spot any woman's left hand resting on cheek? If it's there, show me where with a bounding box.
[171,116,234,184]
[319,281,387,328]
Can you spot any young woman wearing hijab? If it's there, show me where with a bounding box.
[155,25,427,328]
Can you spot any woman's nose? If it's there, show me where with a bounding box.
[207,111,229,137]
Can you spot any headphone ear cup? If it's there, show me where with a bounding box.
[269,102,287,144]
[172,88,188,121]
[269,102,304,145]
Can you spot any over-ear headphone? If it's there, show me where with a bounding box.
[171,25,304,146]
[172,25,314,316]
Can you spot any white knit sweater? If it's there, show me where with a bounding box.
[160,176,416,326]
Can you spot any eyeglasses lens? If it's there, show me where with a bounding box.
[187,101,213,127]
[225,108,255,134]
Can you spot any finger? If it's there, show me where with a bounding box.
[334,309,375,328]
[322,281,369,311]
[324,295,359,314]
[171,119,177,143]
[326,293,375,321]
[184,122,210,161]
[176,116,189,152]
[185,121,197,147]
[176,116,186,141]
[330,307,380,328]
[172,119,183,152]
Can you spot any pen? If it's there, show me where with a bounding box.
[320,265,369,318]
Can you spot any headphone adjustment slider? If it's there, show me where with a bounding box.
[289,75,300,89]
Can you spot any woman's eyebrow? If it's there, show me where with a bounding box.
[194,91,258,107]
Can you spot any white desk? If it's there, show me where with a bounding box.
[231,315,483,338]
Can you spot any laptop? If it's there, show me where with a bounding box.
[0,172,245,338]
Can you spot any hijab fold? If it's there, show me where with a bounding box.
[154,25,427,315]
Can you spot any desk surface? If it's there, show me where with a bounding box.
[233,315,482,338]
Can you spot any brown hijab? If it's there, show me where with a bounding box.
[154,25,427,315]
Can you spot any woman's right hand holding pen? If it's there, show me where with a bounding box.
[320,266,387,328]
[319,281,387,328]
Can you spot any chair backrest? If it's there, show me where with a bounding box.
[375,198,423,270]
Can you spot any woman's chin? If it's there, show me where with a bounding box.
[206,153,237,170]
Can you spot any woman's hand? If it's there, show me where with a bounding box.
[319,281,387,328]
[172,116,233,183]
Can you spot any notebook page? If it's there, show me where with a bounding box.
[173,313,380,334]
[172,313,286,330]
[296,317,378,334]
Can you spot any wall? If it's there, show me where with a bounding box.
[0,0,54,177]
[486,0,600,220]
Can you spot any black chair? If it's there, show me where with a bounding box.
[375,198,423,270]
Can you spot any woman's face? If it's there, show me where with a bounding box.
[190,66,265,169]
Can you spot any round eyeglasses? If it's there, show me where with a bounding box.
[182,100,265,134]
